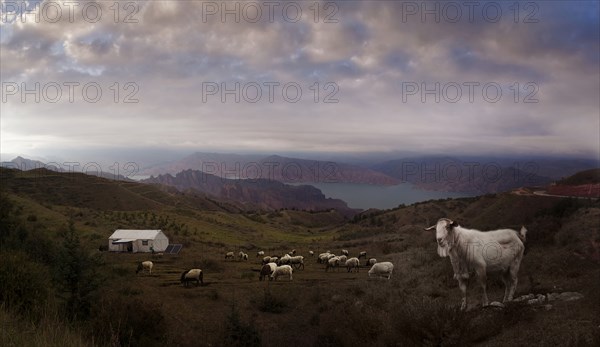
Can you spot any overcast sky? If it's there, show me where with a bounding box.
[1,0,599,164]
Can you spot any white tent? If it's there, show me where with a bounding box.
[108,229,169,253]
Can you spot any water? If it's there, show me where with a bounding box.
[308,183,475,210]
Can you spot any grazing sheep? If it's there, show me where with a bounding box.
[262,256,272,265]
[278,254,291,265]
[259,263,277,281]
[338,255,348,264]
[271,265,293,281]
[289,256,305,270]
[318,252,331,263]
[425,218,527,309]
[289,249,296,255]
[345,257,360,272]
[358,251,367,259]
[225,252,235,260]
[366,258,377,267]
[368,262,394,279]
[326,256,341,272]
[238,251,249,261]
[341,249,349,256]
[270,256,279,264]
[180,269,203,287]
[309,250,314,256]
[136,261,153,274]
[257,251,265,257]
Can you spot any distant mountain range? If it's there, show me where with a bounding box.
[142,169,357,215]
[138,152,399,185]
[0,156,132,181]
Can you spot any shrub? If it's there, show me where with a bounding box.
[0,251,50,317]
[222,304,261,347]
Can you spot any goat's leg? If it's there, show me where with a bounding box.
[457,278,468,310]
[506,266,519,301]
[501,271,511,302]
[476,268,489,307]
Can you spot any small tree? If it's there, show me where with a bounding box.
[55,219,102,319]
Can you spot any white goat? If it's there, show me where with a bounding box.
[425,218,527,310]
[368,262,393,279]
[136,261,153,274]
[271,265,293,281]
[180,268,203,287]
[345,257,360,272]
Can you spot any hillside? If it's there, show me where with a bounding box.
[143,169,357,216]
[546,168,600,198]
[1,167,599,347]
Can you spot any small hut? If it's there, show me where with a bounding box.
[108,229,169,253]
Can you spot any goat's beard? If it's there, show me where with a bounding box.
[437,244,449,257]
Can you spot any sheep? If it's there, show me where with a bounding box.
[368,262,393,279]
[238,251,249,261]
[338,255,348,264]
[278,253,291,265]
[366,258,377,267]
[257,250,265,257]
[425,218,527,310]
[180,268,203,287]
[225,252,235,260]
[289,249,296,255]
[271,265,293,281]
[259,263,277,281]
[288,256,305,270]
[341,249,349,256]
[318,252,331,263]
[345,257,360,272]
[309,250,314,256]
[358,251,367,259]
[136,261,153,274]
[326,256,341,272]
[262,256,272,265]
[270,256,279,264]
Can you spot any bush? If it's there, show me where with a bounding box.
[222,305,261,347]
[256,288,288,314]
[0,251,50,317]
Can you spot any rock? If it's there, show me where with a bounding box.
[488,301,505,308]
[558,292,584,301]
[546,293,560,302]
[527,298,543,305]
[514,294,535,302]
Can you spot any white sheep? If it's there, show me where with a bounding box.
[288,256,305,270]
[345,257,360,272]
[338,255,348,264]
[136,261,153,274]
[341,249,349,256]
[271,265,293,281]
[358,251,367,259]
[262,256,272,265]
[368,262,393,279]
[326,256,341,272]
[259,263,277,281]
[180,268,203,287]
[225,252,235,260]
[257,250,265,257]
[318,252,331,263]
[366,258,377,267]
[309,250,314,256]
[238,251,249,261]
[289,249,297,255]
[278,253,291,265]
[425,218,527,309]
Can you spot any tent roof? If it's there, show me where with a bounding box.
[109,229,165,240]
[111,238,136,243]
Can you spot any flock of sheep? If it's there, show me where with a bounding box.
[135,218,528,309]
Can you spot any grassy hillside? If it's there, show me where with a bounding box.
[1,168,599,346]
[556,168,600,185]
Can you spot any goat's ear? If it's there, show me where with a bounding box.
[424,225,436,231]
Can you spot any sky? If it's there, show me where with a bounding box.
[1,0,599,165]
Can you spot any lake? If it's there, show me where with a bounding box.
[307,183,475,210]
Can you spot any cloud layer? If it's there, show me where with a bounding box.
[1,0,598,159]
